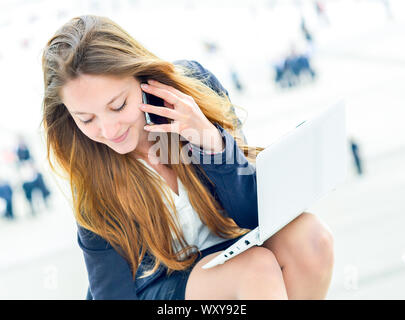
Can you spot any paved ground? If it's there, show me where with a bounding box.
[1,143,403,299]
[318,147,405,299]
[0,0,404,299]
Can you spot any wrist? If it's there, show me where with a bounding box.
[189,124,225,154]
[203,125,225,153]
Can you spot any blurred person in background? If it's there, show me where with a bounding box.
[202,40,218,55]
[0,178,14,220]
[273,56,286,87]
[350,138,364,176]
[314,0,330,25]
[16,134,33,166]
[41,15,334,300]
[381,0,393,19]
[0,151,16,220]
[20,161,51,215]
[273,45,316,89]
[300,17,313,45]
[230,67,244,93]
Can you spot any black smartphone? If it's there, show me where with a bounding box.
[141,82,169,125]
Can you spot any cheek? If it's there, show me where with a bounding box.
[125,107,146,131]
[74,120,101,142]
[129,106,144,123]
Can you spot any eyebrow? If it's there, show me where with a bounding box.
[71,90,125,115]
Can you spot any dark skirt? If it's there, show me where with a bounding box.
[137,236,244,300]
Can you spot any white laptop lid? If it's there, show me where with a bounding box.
[256,101,347,243]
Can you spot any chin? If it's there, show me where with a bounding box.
[110,144,136,155]
[111,148,127,155]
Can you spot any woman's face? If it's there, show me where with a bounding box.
[61,74,149,156]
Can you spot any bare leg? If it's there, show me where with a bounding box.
[186,247,288,300]
[263,212,334,299]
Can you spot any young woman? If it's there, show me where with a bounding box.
[41,15,334,300]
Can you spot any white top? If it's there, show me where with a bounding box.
[136,159,228,254]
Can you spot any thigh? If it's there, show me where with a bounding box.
[138,237,246,300]
[185,246,281,300]
[186,250,236,300]
[263,212,332,264]
[138,249,252,300]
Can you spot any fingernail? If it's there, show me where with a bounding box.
[141,83,148,89]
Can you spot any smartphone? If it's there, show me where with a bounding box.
[141,82,169,125]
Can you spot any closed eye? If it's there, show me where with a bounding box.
[81,118,92,125]
[114,99,127,112]
[80,99,127,125]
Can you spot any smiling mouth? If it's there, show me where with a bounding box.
[110,128,129,143]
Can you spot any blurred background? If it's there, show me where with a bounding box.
[0,0,404,299]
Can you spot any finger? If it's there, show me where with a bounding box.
[144,122,179,133]
[140,103,179,120]
[141,83,181,107]
[147,79,188,99]
[164,100,174,109]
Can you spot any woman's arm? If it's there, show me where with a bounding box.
[77,225,165,299]
[77,225,139,299]
[189,123,258,230]
[175,60,258,230]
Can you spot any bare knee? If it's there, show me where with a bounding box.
[313,225,334,275]
[294,213,335,277]
[236,247,287,299]
[240,247,282,277]
[186,246,287,300]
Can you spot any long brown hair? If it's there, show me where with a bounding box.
[41,15,263,278]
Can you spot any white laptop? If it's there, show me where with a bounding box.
[202,101,347,269]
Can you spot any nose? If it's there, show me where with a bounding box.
[98,117,121,141]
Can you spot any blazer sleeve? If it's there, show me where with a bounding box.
[173,59,247,144]
[173,59,230,97]
[77,225,139,300]
[174,60,258,229]
[189,123,259,230]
